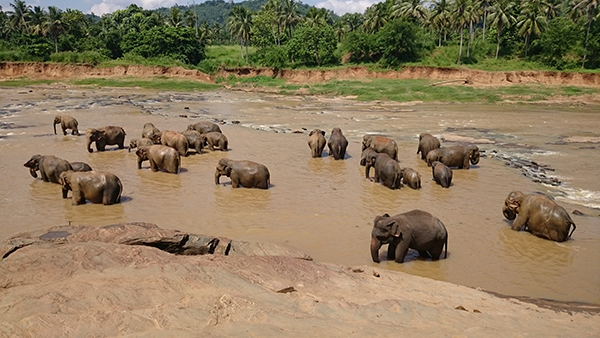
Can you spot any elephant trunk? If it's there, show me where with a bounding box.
[53,122,57,135]
[502,206,517,220]
[215,170,221,185]
[370,237,382,263]
[29,168,38,178]
[62,187,69,199]
[86,137,93,153]
[470,150,480,165]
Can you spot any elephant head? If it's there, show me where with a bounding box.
[215,158,233,184]
[362,135,372,151]
[23,154,42,178]
[370,214,402,263]
[53,116,62,135]
[468,145,480,165]
[502,191,525,220]
[135,147,150,169]
[309,129,325,137]
[149,132,162,144]
[85,128,105,153]
[58,171,74,198]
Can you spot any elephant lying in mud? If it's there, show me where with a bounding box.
[308,129,326,158]
[371,210,448,263]
[362,135,398,161]
[502,191,576,242]
[417,133,440,161]
[328,127,348,160]
[215,158,270,189]
[53,114,80,136]
[86,126,126,152]
[24,154,72,184]
[59,170,123,205]
[187,121,222,134]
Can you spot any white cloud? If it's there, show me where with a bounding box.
[90,0,178,15]
[315,0,376,15]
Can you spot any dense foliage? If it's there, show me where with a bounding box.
[0,0,599,70]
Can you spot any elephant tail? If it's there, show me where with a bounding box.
[394,143,399,161]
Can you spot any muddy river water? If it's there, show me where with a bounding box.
[1,86,599,304]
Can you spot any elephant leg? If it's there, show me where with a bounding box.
[230,173,240,188]
[40,171,49,182]
[149,159,159,172]
[72,189,85,205]
[97,142,106,151]
[429,245,444,260]
[394,241,410,264]
[62,127,68,136]
[418,251,431,259]
[387,242,397,261]
[103,191,114,205]
[510,213,528,231]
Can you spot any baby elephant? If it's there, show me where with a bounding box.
[360,148,378,166]
[136,145,181,174]
[308,129,326,158]
[129,138,154,152]
[53,114,80,136]
[70,162,93,172]
[432,161,452,188]
[402,167,421,189]
[366,153,402,190]
[202,131,228,151]
[215,158,270,189]
[59,170,122,205]
[327,127,348,160]
[371,210,448,263]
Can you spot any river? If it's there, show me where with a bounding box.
[1,86,598,304]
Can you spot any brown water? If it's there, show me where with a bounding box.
[1,86,599,304]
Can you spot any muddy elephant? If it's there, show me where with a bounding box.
[70,162,92,172]
[417,133,440,160]
[53,114,80,136]
[327,127,348,160]
[432,161,452,188]
[59,170,122,205]
[182,130,204,154]
[402,167,421,190]
[141,123,162,143]
[215,158,270,189]
[136,145,181,174]
[371,210,448,263]
[86,126,126,153]
[362,135,398,161]
[437,145,480,169]
[366,152,403,190]
[187,121,222,134]
[308,129,326,158]
[160,130,189,157]
[202,131,228,151]
[360,148,378,166]
[128,138,155,152]
[502,191,576,242]
[426,148,442,166]
[23,154,72,184]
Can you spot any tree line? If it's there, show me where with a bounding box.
[0,0,598,70]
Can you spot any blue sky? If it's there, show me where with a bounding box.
[0,0,375,16]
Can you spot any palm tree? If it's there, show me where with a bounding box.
[480,0,492,40]
[391,0,428,23]
[8,0,32,33]
[43,6,65,53]
[465,0,481,57]
[542,0,561,19]
[488,0,516,59]
[573,0,600,68]
[264,0,283,45]
[167,7,184,27]
[363,2,388,34]
[304,7,331,27]
[516,1,547,57]
[429,0,451,46]
[280,0,302,38]
[451,0,469,64]
[29,6,46,36]
[226,6,253,63]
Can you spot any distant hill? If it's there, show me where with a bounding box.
[156,0,317,27]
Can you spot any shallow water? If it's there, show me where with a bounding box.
[1,86,599,304]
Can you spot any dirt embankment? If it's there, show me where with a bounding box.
[2,61,600,87]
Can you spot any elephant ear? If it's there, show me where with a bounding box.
[507,197,520,210]
[309,130,315,136]
[320,130,325,137]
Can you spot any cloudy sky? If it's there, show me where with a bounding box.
[0,0,375,16]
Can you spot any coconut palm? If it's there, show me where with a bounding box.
[429,0,452,46]
[573,0,600,68]
[7,0,31,33]
[264,0,283,46]
[480,0,492,40]
[541,0,561,19]
[305,7,330,27]
[451,0,470,64]
[226,6,253,63]
[516,1,547,57]
[167,7,184,27]
[280,0,302,38]
[43,6,65,53]
[29,6,46,36]
[465,0,481,57]
[488,0,516,59]
[363,2,388,34]
[391,0,428,23]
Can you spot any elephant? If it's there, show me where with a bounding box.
[308,129,326,158]
[182,130,204,154]
[23,154,72,184]
[141,123,162,143]
[360,148,378,166]
[59,170,122,205]
[370,210,448,263]
[202,131,228,151]
[327,127,348,160]
[366,152,403,190]
[215,158,270,189]
[417,133,441,161]
[437,145,480,169]
[160,130,189,157]
[70,162,93,172]
[426,148,442,166]
[86,126,126,153]
[187,121,222,134]
[136,145,181,174]
[362,135,398,161]
[402,167,421,189]
[128,138,155,152]
[502,191,576,242]
[432,161,452,188]
[53,114,80,136]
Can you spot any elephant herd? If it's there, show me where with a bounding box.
[29,114,577,264]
